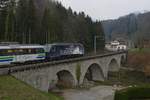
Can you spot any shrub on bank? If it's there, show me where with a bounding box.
[115,85,150,100]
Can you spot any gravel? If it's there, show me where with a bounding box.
[62,86,115,100]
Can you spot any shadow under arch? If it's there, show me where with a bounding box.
[108,58,119,72]
[107,58,120,80]
[83,63,105,84]
[56,70,75,88]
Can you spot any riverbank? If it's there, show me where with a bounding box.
[62,85,115,100]
[58,68,148,100]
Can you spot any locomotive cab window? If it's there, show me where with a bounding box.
[50,47,56,53]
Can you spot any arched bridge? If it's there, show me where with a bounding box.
[8,51,127,92]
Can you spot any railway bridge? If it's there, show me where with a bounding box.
[3,51,127,92]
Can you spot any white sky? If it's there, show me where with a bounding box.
[56,0,150,20]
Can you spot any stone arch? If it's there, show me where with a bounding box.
[107,58,120,80]
[108,58,120,72]
[83,63,105,84]
[56,70,75,88]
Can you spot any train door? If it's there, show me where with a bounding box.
[14,49,27,62]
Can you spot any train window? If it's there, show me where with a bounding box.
[23,49,34,54]
[13,49,20,55]
[0,49,7,56]
[8,49,16,55]
[22,49,33,54]
[17,49,24,55]
[31,49,36,53]
[13,49,18,55]
[23,49,29,54]
[18,49,22,54]
[7,50,13,53]
[28,49,32,54]
[19,49,23,52]
[51,47,56,53]
[10,49,21,55]
[36,48,44,53]
[0,49,14,56]
[14,48,44,54]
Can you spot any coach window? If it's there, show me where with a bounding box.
[36,48,44,53]
[23,49,29,54]
[13,49,17,55]
[28,49,32,54]
[8,49,12,53]
[17,49,23,55]
[0,49,7,56]
[19,49,23,54]
[7,49,13,55]
[31,49,36,54]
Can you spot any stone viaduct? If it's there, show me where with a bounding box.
[8,51,127,92]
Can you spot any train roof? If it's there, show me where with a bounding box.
[0,44,44,49]
[45,43,83,46]
[19,45,44,49]
[0,46,11,49]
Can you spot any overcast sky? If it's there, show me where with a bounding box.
[56,0,150,20]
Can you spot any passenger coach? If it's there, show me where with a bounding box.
[0,43,84,65]
[0,44,45,65]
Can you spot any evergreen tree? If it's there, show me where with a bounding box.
[5,0,16,41]
[26,0,37,44]
[41,7,52,44]
[0,0,10,41]
[0,0,105,53]
[16,0,28,43]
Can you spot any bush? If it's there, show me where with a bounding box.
[115,85,150,100]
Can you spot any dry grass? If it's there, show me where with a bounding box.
[127,49,150,76]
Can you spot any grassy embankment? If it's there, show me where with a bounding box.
[0,75,63,100]
[114,85,150,100]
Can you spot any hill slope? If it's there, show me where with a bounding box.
[102,12,150,42]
